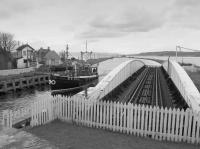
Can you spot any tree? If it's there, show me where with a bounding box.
[0,32,17,52]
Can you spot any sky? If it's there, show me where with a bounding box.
[1,0,200,54]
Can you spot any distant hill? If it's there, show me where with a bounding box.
[130,51,200,57]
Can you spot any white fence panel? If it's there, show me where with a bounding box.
[2,96,200,144]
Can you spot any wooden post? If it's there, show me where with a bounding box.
[109,101,113,130]
[196,113,200,144]
[133,105,137,135]
[3,81,8,92]
[19,79,23,88]
[141,105,145,137]
[187,110,193,143]
[155,106,160,140]
[163,107,168,140]
[144,105,148,137]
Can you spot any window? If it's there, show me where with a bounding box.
[23,51,26,56]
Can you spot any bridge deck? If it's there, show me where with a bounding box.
[102,66,188,109]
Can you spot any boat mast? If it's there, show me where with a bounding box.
[86,40,88,52]
[66,44,69,61]
[81,40,93,61]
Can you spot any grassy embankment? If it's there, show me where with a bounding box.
[26,120,198,149]
[185,66,200,92]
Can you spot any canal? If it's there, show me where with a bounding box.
[0,58,131,126]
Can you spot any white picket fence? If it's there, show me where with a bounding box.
[2,106,31,128]
[2,96,200,144]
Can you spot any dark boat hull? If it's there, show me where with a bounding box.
[49,75,98,93]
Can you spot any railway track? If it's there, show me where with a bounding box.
[117,67,173,108]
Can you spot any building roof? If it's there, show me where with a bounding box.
[44,51,60,60]
[16,44,35,51]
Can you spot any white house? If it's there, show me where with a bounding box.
[15,44,36,68]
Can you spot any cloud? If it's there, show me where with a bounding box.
[78,7,166,39]
[79,28,126,39]
[174,0,200,6]
[0,10,11,19]
[168,0,200,29]
[91,12,164,32]
[0,0,35,20]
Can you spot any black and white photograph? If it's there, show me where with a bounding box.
[0,0,200,148]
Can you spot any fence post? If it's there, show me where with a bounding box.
[175,108,180,142]
[113,101,116,132]
[116,102,120,132]
[155,106,160,140]
[152,106,156,139]
[191,111,197,144]
[178,109,184,142]
[9,110,13,128]
[123,103,127,133]
[2,110,8,128]
[133,104,137,135]
[106,101,110,129]
[92,100,96,127]
[167,108,172,141]
[144,105,149,137]
[141,104,145,137]
[109,101,113,130]
[196,113,200,144]
[119,102,123,133]
[99,101,103,128]
[187,110,193,143]
[171,108,176,141]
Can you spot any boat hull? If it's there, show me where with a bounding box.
[49,75,99,93]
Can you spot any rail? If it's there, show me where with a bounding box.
[163,60,200,113]
[87,59,161,102]
[118,67,171,108]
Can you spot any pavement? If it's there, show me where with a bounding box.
[0,128,58,149]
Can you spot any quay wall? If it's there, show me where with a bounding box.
[0,67,35,76]
[0,74,50,93]
[163,60,200,113]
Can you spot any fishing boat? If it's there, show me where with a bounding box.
[49,43,99,94]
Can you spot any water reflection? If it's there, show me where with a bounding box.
[0,85,51,110]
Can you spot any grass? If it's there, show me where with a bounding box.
[26,120,199,149]
[185,68,200,92]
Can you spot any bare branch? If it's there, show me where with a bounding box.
[0,32,17,52]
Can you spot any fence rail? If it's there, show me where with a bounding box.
[2,96,200,144]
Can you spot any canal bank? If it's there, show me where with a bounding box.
[0,73,50,93]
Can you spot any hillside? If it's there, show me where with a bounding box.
[131,51,200,57]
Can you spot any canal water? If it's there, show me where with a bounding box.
[0,58,131,129]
